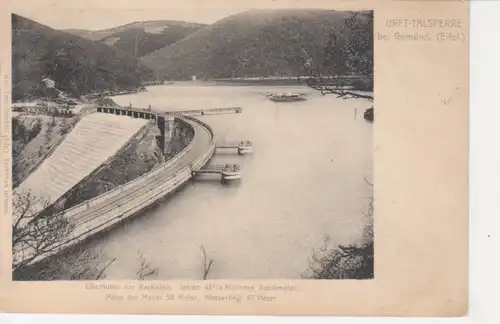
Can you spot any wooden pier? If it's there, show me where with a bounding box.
[216,140,253,155]
[120,106,243,116]
[162,107,242,116]
[192,164,241,181]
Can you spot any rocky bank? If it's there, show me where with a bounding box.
[60,122,165,209]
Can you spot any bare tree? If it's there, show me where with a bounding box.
[12,190,73,273]
[68,254,116,280]
[199,244,214,280]
[136,251,159,280]
[12,190,115,280]
[298,11,373,102]
[303,194,374,280]
[16,247,117,281]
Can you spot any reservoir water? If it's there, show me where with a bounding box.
[86,83,373,279]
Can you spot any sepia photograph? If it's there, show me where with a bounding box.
[0,0,472,316]
[10,7,374,281]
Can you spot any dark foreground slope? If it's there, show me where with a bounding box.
[141,9,360,80]
[12,14,155,101]
[65,21,205,57]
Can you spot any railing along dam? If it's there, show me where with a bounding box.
[14,107,216,267]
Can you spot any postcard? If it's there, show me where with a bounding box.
[0,0,468,317]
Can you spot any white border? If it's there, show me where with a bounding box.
[2,1,499,323]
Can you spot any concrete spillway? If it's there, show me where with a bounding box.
[14,113,149,219]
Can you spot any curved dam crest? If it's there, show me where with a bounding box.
[13,106,215,267]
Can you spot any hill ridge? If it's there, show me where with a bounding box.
[63,20,207,57]
[141,9,369,80]
[12,14,155,101]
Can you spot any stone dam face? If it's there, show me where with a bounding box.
[59,121,163,209]
[12,111,197,220]
[13,113,150,218]
[60,116,195,209]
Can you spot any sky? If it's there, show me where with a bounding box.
[13,7,247,30]
[9,0,348,30]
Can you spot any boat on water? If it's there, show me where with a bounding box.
[267,92,307,102]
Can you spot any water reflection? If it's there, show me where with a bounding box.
[76,84,374,279]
